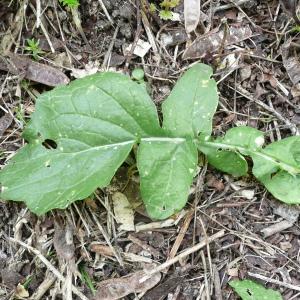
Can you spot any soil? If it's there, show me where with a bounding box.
[1,0,300,299]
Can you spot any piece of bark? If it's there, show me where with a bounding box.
[92,269,161,300]
[184,0,200,33]
[0,113,13,137]
[53,223,75,261]
[0,53,69,87]
[183,25,252,59]
[282,40,300,85]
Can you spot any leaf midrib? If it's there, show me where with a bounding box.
[201,140,300,175]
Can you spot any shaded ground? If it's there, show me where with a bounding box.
[1,0,300,299]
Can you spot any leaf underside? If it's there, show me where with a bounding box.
[229,280,282,300]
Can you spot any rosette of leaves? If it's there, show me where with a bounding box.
[1,63,300,220]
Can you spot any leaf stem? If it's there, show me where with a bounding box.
[199,140,300,175]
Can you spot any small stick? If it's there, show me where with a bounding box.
[140,230,225,282]
[233,84,299,135]
[9,237,89,300]
[36,0,41,28]
[214,0,249,12]
[261,220,294,238]
[124,0,142,71]
[213,264,223,300]
[164,210,194,272]
[248,272,300,292]
[98,0,114,25]
[102,24,120,69]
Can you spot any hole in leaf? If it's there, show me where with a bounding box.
[42,139,57,149]
[246,289,253,296]
[270,171,278,179]
[162,205,166,211]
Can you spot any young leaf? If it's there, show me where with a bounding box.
[162,63,218,138]
[229,279,282,300]
[137,138,197,219]
[200,144,247,177]
[198,127,264,177]
[252,136,300,204]
[0,72,161,214]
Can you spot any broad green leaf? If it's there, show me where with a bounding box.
[252,136,300,204]
[162,63,218,138]
[0,72,161,214]
[137,138,197,219]
[200,145,247,177]
[198,127,264,177]
[229,280,282,300]
[0,142,133,214]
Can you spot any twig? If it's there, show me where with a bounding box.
[124,0,143,71]
[214,0,249,12]
[98,0,114,25]
[261,220,294,238]
[30,271,56,300]
[140,230,225,282]
[232,84,299,135]
[165,210,194,272]
[102,23,120,69]
[29,3,55,53]
[87,206,124,266]
[213,264,223,300]
[36,0,41,28]
[9,237,89,300]
[248,272,300,292]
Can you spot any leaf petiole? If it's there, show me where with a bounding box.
[199,140,300,175]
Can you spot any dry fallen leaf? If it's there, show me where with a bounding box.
[53,222,75,261]
[183,25,252,59]
[0,113,13,137]
[184,0,200,33]
[15,284,29,299]
[0,53,69,87]
[112,192,135,231]
[281,40,300,85]
[92,269,161,300]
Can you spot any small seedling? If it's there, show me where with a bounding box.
[229,280,282,300]
[1,64,300,220]
[58,0,79,8]
[132,68,145,81]
[150,0,180,20]
[25,38,44,60]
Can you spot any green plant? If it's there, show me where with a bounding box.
[58,0,79,8]
[229,280,282,300]
[25,38,44,60]
[1,64,300,220]
[150,0,180,20]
